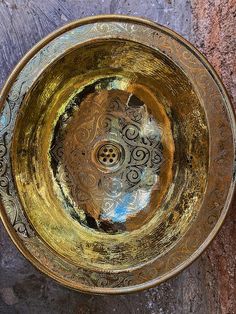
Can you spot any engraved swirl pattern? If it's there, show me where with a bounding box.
[0,19,234,293]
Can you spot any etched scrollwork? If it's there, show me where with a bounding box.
[122,124,140,146]
[131,146,150,166]
[0,18,234,293]
[126,107,143,122]
[101,176,123,197]
[0,133,32,237]
[50,88,164,231]
[109,96,122,112]
[97,114,112,133]
[0,134,8,193]
[126,166,142,185]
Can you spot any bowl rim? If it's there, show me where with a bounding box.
[0,14,235,294]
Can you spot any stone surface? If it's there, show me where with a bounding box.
[191,1,236,313]
[191,0,236,107]
[0,0,235,313]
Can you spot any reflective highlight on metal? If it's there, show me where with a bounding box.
[0,16,235,294]
[50,87,165,233]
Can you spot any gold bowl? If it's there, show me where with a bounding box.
[0,15,235,294]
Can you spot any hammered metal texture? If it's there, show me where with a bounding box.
[0,16,235,294]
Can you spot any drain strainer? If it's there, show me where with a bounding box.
[95,141,123,170]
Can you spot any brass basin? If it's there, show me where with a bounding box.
[0,15,235,294]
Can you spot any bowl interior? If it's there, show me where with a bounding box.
[12,39,209,271]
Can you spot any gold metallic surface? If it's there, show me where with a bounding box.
[0,15,235,294]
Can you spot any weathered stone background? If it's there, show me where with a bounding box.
[0,0,235,313]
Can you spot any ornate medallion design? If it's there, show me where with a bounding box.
[0,16,234,293]
[51,85,164,233]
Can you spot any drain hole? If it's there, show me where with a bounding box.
[96,142,122,168]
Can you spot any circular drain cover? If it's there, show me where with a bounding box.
[96,142,123,169]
